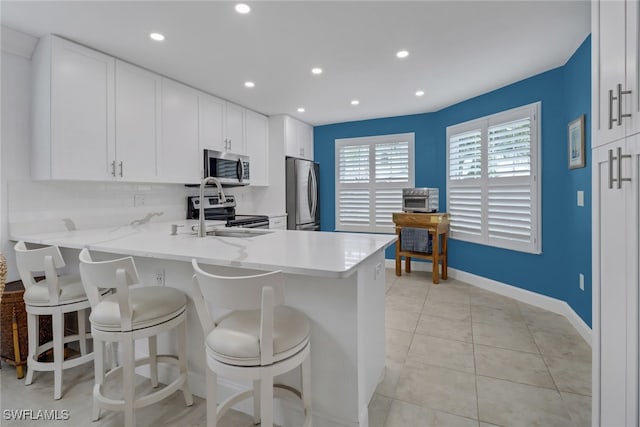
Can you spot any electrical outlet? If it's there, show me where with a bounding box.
[154,269,165,286]
[134,194,145,207]
[375,262,383,279]
[579,273,584,291]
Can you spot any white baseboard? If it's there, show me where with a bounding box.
[385,259,592,346]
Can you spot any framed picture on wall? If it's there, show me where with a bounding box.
[568,115,585,169]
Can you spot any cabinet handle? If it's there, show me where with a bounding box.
[111,160,116,177]
[608,149,615,189]
[609,147,632,189]
[229,139,232,151]
[617,83,632,125]
[609,89,618,129]
[119,161,123,177]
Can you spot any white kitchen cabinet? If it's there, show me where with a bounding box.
[114,60,160,182]
[160,78,200,184]
[268,214,287,230]
[245,109,269,186]
[280,115,314,160]
[592,0,640,148]
[198,93,226,154]
[32,35,115,180]
[225,102,246,154]
[592,2,640,424]
[592,136,640,427]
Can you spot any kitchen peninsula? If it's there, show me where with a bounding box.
[10,221,396,427]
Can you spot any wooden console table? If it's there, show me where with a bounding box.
[392,212,450,284]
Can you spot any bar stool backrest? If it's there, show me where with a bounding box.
[14,241,66,305]
[78,248,140,331]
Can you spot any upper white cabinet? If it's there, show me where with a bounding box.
[114,60,160,182]
[281,115,314,160]
[198,93,226,154]
[245,109,269,186]
[592,0,640,147]
[32,35,115,180]
[225,102,246,155]
[160,78,200,183]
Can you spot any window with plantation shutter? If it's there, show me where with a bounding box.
[335,133,414,233]
[446,102,541,253]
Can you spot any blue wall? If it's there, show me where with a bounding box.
[314,36,592,326]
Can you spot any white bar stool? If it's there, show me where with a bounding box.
[191,260,312,427]
[14,241,98,400]
[79,248,193,427]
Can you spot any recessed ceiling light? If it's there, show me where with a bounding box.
[149,33,165,41]
[396,50,409,58]
[244,81,255,88]
[415,90,425,97]
[235,3,251,14]
[297,107,305,113]
[311,67,323,75]
[351,100,360,106]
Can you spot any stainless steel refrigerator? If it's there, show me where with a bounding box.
[286,157,320,230]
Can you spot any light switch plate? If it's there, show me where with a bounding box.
[579,273,584,290]
[577,190,584,207]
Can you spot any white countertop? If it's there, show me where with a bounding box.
[11,221,396,278]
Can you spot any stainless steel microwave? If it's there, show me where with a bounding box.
[402,188,439,213]
[203,149,250,186]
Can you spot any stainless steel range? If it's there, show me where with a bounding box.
[186,195,269,228]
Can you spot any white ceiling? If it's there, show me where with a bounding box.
[1,1,590,126]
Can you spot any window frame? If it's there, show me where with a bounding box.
[446,102,541,254]
[335,133,415,233]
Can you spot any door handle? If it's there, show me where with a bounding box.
[609,147,632,189]
[617,83,632,125]
[119,161,123,177]
[111,160,116,177]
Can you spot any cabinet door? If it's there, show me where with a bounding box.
[245,110,269,186]
[50,37,114,180]
[160,79,200,183]
[593,140,638,427]
[627,0,640,136]
[115,60,160,182]
[593,0,627,147]
[199,93,225,153]
[301,122,314,160]
[225,102,245,154]
[284,116,299,158]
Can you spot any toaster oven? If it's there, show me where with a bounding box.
[402,188,439,213]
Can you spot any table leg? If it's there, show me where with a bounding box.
[406,257,411,273]
[442,232,448,280]
[432,232,440,284]
[395,230,401,276]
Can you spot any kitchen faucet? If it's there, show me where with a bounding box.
[198,176,227,237]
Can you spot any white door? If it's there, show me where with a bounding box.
[594,0,628,147]
[199,93,225,153]
[50,37,114,180]
[593,141,634,427]
[245,110,268,186]
[115,60,160,182]
[225,102,245,154]
[160,79,200,183]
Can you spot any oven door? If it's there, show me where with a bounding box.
[402,196,428,212]
[204,150,250,186]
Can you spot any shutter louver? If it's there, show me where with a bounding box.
[488,181,532,244]
[488,119,531,178]
[448,186,483,236]
[375,142,409,182]
[449,130,482,180]
[375,189,403,228]
[339,145,369,183]
[338,189,370,227]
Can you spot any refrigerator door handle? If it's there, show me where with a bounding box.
[307,168,314,215]
[310,165,318,218]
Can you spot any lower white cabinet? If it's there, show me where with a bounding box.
[268,214,287,230]
[592,133,640,426]
[160,79,200,184]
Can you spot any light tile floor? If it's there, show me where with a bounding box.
[0,269,591,426]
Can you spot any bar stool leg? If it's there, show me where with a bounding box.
[177,320,193,406]
[148,335,158,388]
[78,309,87,356]
[302,350,312,422]
[93,338,104,421]
[52,310,64,400]
[206,368,217,427]
[25,312,37,385]
[260,368,273,427]
[122,338,135,427]
[252,380,261,424]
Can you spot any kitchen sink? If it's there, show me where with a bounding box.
[205,228,273,238]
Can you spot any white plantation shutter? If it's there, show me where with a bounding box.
[447,103,540,253]
[336,133,414,233]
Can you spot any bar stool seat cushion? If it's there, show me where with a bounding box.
[206,306,310,366]
[23,275,88,306]
[90,287,186,332]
